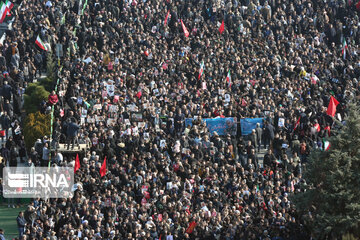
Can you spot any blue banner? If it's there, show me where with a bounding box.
[240,118,264,136]
[185,117,237,136]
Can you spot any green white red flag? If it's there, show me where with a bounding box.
[226,70,231,88]
[198,61,204,80]
[164,10,170,26]
[35,35,48,51]
[0,2,7,23]
[293,117,300,131]
[5,0,13,16]
[342,38,348,59]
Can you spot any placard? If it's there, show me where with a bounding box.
[107,118,116,126]
[127,104,138,112]
[107,84,115,96]
[81,108,87,118]
[77,97,83,105]
[113,95,119,103]
[87,116,95,123]
[95,116,104,122]
[278,118,285,127]
[132,112,143,121]
[102,90,107,98]
[93,104,102,110]
[225,94,230,102]
[109,104,119,112]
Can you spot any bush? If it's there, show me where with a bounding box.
[25,82,38,96]
[24,85,50,114]
[23,112,51,151]
[40,77,54,92]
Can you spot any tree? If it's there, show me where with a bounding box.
[23,112,51,151]
[24,84,50,113]
[46,51,57,82]
[293,103,360,239]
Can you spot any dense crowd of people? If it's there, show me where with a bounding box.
[0,0,360,239]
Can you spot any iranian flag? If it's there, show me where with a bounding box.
[219,20,225,34]
[0,2,7,23]
[164,10,170,26]
[342,38,348,59]
[226,70,231,88]
[293,117,300,131]
[5,0,13,16]
[198,61,204,80]
[35,35,48,51]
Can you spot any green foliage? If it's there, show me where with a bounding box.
[46,52,56,82]
[25,82,38,96]
[39,77,54,92]
[23,112,51,151]
[292,103,360,239]
[24,85,49,114]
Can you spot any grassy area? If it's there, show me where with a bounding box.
[0,205,26,240]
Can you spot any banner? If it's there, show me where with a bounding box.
[240,118,264,135]
[185,117,237,136]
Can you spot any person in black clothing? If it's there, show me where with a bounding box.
[263,121,275,150]
[66,118,80,150]
[263,149,277,169]
[0,111,11,141]
[1,81,12,102]
[9,145,18,168]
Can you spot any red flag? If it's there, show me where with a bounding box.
[136,91,142,99]
[219,20,225,34]
[326,96,339,117]
[100,157,107,177]
[186,221,197,234]
[74,154,80,173]
[293,117,300,131]
[314,123,320,132]
[164,10,170,26]
[181,19,189,37]
[324,126,331,137]
[356,0,360,10]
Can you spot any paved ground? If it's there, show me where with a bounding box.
[258,147,266,168]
